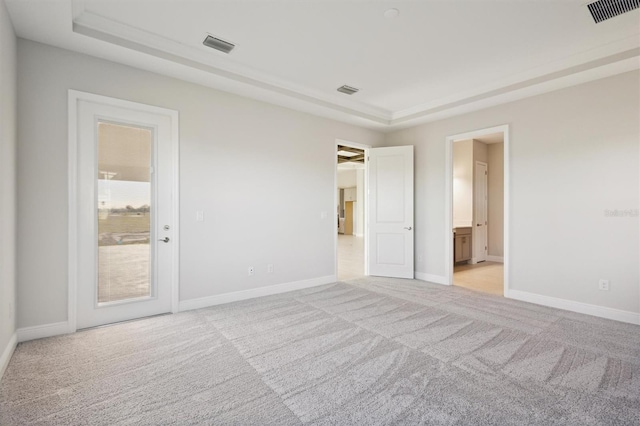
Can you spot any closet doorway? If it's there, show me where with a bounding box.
[447,126,508,296]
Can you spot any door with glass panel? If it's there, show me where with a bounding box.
[75,96,176,329]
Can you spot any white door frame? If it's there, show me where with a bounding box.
[445,124,509,296]
[68,90,180,333]
[334,139,370,279]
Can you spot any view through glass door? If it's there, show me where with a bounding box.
[97,122,153,304]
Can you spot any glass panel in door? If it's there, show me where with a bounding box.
[97,122,153,304]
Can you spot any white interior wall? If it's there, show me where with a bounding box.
[10,38,640,332]
[16,40,385,329]
[453,140,473,227]
[0,0,18,376]
[385,70,639,315]
[337,169,357,188]
[488,143,504,257]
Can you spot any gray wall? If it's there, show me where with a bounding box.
[17,40,384,328]
[13,38,640,330]
[385,71,640,314]
[0,0,17,372]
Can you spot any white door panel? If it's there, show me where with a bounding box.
[368,146,414,278]
[75,98,176,329]
[474,161,488,263]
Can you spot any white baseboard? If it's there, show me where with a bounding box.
[0,333,17,380]
[17,321,71,343]
[487,255,504,263]
[179,275,337,312]
[415,272,449,285]
[507,289,640,325]
[13,276,338,341]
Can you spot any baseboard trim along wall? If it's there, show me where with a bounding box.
[507,289,640,325]
[179,275,337,312]
[17,321,71,343]
[12,277,337,343]
[14,278,638,345]
[415,272,448,285]
[486,255,504,263]
[0,333,17,380]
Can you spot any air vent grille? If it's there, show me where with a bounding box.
[337,85,360,95]
[587,0,639,23]
[203,35,235,54]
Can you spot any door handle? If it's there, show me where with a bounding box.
[404,227,412,230]
[159,237,170,243]
[476,224,481,226]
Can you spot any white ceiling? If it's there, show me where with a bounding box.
[5,0,640,130]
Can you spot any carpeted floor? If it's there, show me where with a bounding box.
[1,277,639,425]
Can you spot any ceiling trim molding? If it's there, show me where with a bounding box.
[72,10,392,124]
[393,34,640,120]
[393,47,640,125]
[69,5,640,131]
[388,55,640,130]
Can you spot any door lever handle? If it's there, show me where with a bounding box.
[404,227,412,230]
[159,237,170,243]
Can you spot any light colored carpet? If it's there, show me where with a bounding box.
[1,278,639,425]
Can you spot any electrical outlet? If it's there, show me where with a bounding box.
[248,266,254,277]
[267,264,274,273]
[417,254,423,262]
[598,279,610,291]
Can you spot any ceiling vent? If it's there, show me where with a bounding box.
[203,35,235,54]
[587,0,639,23]
[337,85,360,95]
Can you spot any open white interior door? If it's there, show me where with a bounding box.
[367,146,414,278]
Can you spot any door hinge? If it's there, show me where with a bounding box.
[485,246,487,250]
[485,171,487,175]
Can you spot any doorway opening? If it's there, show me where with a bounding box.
[334,141,415,282]
[446,126,508,296]
[336,142,367,281]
